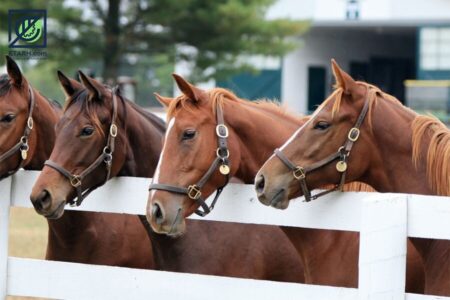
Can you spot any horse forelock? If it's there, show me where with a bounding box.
[411,115,450,196]
[63,89,106,138]
[319,82,404,132]
[0,74,12,97]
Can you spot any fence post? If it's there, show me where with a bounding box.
[0,176,13,298]
[358,193,408,300]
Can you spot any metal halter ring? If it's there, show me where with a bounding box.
[110,124,118,137]
[348,127,360,142]
[70,176,82,187]
[103,147,113,164]
[216,124,229,138]
[20,143,29,152]
[216,148,230,159]
[187,185,202,200]
[27,117,34,129]
[293,166,306,180]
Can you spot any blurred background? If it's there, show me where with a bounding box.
[0,0,449,118]
[1,1,450,287]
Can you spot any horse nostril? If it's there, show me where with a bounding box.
[32,189,52,212]
[255,174,265,194]
[152,203,164,225]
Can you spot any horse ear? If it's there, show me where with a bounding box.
[331,59,357,95]
[154,93,172,107]
[78,70,105,101]
[172,74,205,102]
[57,70,83,97]
[6,55,23,86]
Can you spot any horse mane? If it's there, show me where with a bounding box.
[321,80,449,195]
[127,100,166,133]
[167,87,303,124]
[411,115,450,196]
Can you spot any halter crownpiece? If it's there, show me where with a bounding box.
[274,86,370,202]
[44,86,120,207]
[148,103,231,217]
[0,85,35,179]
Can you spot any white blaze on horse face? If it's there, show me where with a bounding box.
[265,107,322,161]
[150,117,175,198]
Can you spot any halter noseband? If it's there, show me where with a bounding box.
[274,87,370,202]
[0,85,35,179]
[148,103,231,217]
[44,87,119,207]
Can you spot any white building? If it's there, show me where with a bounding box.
[266,0,450,113]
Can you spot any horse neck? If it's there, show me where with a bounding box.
[117,101,164,178]
[25,91,61,171]
[223,100,302,183]
[361,99,433,194]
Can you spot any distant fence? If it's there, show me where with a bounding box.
[1,170,450,299]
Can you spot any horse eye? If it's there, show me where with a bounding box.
[0,114,16,123]
[313,121,331,131]
[80,126,94,137]
[182,129,196,140]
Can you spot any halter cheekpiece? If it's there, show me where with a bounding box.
[274,87,370,202]
[148,103,231,217]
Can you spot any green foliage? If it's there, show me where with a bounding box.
[0,0,308,104]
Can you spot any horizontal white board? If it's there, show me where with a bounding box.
[7,170,450,239]
[7,257,358,300]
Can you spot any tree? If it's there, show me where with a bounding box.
[0,0,308,103]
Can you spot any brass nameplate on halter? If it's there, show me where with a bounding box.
[336,161,347,172]
[21,150,28,160]
[219,164,230,175]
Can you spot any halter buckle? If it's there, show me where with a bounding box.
[216,124,229,138]
[348,127,360,142]
[110,124,118,137]
[70,176,82,188]
[216,148,230,159]
[27,117,34,130]
[187,185,201,200]
[293,166,306,180]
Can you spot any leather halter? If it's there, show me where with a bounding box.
[148,104,231,217]
[0,85,35,179]
[274,88,370,202]
[44,87,119,207]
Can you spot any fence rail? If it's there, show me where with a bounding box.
[1,170,450,299]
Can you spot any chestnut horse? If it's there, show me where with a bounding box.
[146,74,423,292]
[31,72,304,282]
[255,60,448,296]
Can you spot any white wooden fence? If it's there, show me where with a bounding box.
[1,170,450,300]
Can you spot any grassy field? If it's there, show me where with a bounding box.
[7,207,48,300]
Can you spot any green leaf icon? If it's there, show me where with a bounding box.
[17,18,43,44]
